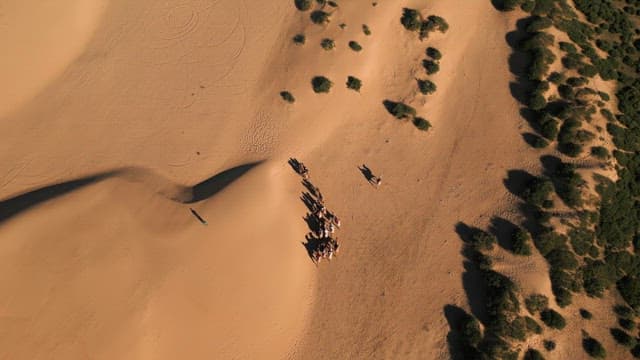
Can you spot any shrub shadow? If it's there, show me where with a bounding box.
[444,304,469,360]
[455,222,489,325]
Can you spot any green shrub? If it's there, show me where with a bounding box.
[470,229,497,251]
[460,313,483,347]
[583,336,606,358]
[534,231,566,256]
[618,318,635,331]
[423,60,440,74]
[527,17,553,32]
[423,15,449,34]
[311,76,333,93]
[523,177,554,207]
[512,228,532,256]
[524,349,545,360]
[499,0,525,11]
[320,38,335,50]
[294,0,312,11]
[346,76,362,91]
[591,146,609,159]
[401,8,422,31]
[413,117,431,131]
[530,93,548,110]
[348,41,362,51]
[362,24,371,35]
[543,340,556,351]
[383,100,416,119]
[548,72,565,84]
[582,259,616,297]
[617,276,640,310]
[614,304,635,319]
[540,309,566,329]
[559,41,578,53]
[525,294,549,314]
[580,308,593,319]
[632,345,640,359]
[426,47,442,60]
[293,34,306,45]
[417,79,437,94]
[610,328,636,348]
[280,91,295,103]
[310,10,330,24]
[525,316,543,334]
[531,135,550,148]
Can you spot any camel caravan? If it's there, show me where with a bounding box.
[289,158,341,265]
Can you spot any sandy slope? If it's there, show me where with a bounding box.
[0,0,623,359]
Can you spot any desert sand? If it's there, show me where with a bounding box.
[0,0,626,359]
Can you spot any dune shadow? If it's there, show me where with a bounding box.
[0,172,116,225]
[454,222,489,325]
[189,161,263,203]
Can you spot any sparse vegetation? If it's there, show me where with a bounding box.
[362,24,371,35]
[346,76,362,92]
[280,91,295,103]
[524,349,545,360]
[426,47,442,60]
[383,100,416,119]
[294,0,312,11]
[580,308,593,319]
[525,294,549,314]
[423,60,440,75]
[348,41,362,52]
[293,34,306,45]
[311,76,332,93]
[512,228,532,256]
[320,38,335,50]
[543,340,556,351]
[417,79,437,95]
[583,336,606,358]
[413,117,431,131]
[540,309,566,329]
[310,10,330,25]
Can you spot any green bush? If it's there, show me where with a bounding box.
[614,304,635,319]
[311,76,333,93]
[523,177,554,208]
[293,34,306,45]
[383,100,416,119]
[426,47,442,60]
[460,313,483,347]
[310,10,330,24]
[420,15,448,39]
[348,41,362,51]
[530,93,548,110]
[534,231,566,256]
[578,309,593,320]
[362,24,371,35]
[294,0,312,11]
[582,259,616,297]
[540,309,566,329]
[524,349,545,360]
[617,276,640,310]
[499,0,524,11]
[401,8,422,31]
[527,17,553,32]
[591,146,609,159]
[423,60,440,74]
[470,229,497,251]
[548,72,566,84]
[544,340,556,351]
[413,117,432,131]
[525,294,549,314]
[417,79,437,95]
[618,318,635,331]
[610,328,636,348]
[320,38,335,50]
[280,91,295,103]
[512,228,532,256]
[525,316,543,334]
[583,336,606,358]
[346,76,362,92]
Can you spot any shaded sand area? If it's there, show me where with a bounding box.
[0,0,621,359]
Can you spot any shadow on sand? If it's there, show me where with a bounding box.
[0,162,264,225]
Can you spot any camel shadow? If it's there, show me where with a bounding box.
[358,164,375,182]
